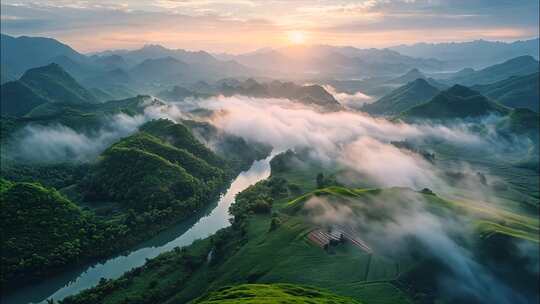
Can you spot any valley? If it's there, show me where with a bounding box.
[0,6,539,303]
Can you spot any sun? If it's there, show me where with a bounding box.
[287,31,307,45]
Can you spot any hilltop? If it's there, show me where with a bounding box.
[1,64,98,117]
[191,284,362,304]
[362,78,440,115]
[401,85,510,119]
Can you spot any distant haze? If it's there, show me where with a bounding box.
[1,1,538,53]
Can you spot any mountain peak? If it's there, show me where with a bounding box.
[141,44,168,51]
[21,62,68,79]
[404,68,423,77]
[408,78,430,86]
[446,84,479,98]
[392,68,425,83]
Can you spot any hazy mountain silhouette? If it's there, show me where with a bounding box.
[402,85,509,119]
[363,78,440,115]
[473,72,539,112]
[391,38,539,69]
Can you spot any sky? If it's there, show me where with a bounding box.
[1,0,538,53]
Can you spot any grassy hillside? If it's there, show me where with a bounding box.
[472,72,539,112]
[362,78,440,115]
[60,150,538,304]
[190,284,362,304]
[402,85,510,119]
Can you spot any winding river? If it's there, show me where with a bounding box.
[4,156,272,304]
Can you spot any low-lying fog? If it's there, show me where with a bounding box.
[5,93,537,304]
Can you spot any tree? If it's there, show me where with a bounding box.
[269,215,280,231]
[316,173,325,189]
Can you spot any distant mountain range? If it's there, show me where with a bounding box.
[0,33,86,82]
[216,45,446,79]
[390,38,539,69]
[443,56,539,86]
[0,34,254,91]
[159,78,343,111]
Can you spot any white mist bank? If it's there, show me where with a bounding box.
[322,84,374,109]
[198,96,486,190]
[6,103,191,163]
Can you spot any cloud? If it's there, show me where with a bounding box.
[300,190,532,304]
[4,98,205,163]
[338,136,436,188]
[195,95,534,199]
[322,85,374,109]
[8,113,146,163]
[200,95,480,157]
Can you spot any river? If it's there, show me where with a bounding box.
[4,156,272,304]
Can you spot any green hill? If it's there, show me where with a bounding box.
[402,85,510,119]
[19,63,97,104]
[87,119,228,211]
[1,63,98,117]
[472,72,539,112]
[190,284,362,304]
[362,78,440,115]
[0,179,95,287]
[139,119,226,169]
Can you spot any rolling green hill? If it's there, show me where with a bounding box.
[139,119,227,169]
[402,85,510,119]
[86,119,228,211]
[1,63,98,117]
[362,78,440,115]
[472,72,539,112]
[190,284,362,304]
[18,63,97,105]
[0,179,98,288]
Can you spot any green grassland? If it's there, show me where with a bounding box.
[190,283,362,304]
